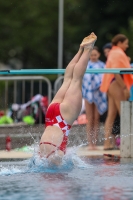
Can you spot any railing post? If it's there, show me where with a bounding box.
[120,101,133,158]
[39,80,42,124]
[30,80,34,99]
[54,75,64,95]
[5,81,8,112]
[131,102,133,157]
[22,80,25,104]
[14,80,17,103]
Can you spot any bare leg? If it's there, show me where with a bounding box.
[54,32,97,104]
[63,32,97,81]
[52,33,100,104]
[60,33,97,124]
[61,50,95,123]
[86,102,100,150]
[39,33,97,163]
[63,47,84,80]
[85,101,94,149]
[110,81,126,114]
[51,47,84,104]
[104,91,117,150]
[104,81,126,150]
[93,104,100,148]
[72,33,97,80]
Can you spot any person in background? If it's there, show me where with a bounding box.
[103,43,112,58]
[100,34,133,150]
[103,42,120,148]
[82,46,107,150]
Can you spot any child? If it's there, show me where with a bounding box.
[82,47,107,150]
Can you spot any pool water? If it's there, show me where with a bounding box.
[0,149,133,200]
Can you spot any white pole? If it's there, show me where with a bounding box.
[120,101,131,157]
[120,101,133,158]
[57,0,64,77]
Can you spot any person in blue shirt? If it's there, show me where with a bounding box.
[82,46,107,150]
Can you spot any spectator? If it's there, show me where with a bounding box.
[82,46,107,150]
[103,43,112,58]
[103,42,120,148]
[100,34,133,150]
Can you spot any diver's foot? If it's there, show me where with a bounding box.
[80,32,97,49]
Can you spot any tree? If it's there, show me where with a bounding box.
[0,0,58,69]
[64,0,133,62]
[0,0,133,70]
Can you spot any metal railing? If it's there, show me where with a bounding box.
[0,76,52,122]
[54,75,64,95]
[0,76,52,114]
[0,68,133,75]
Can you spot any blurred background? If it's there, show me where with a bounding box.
[0,0,133,125]
[1,0,133,70]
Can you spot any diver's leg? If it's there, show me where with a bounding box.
[39,33,97,164]
[60,33,97,124]
[51,47,83,104]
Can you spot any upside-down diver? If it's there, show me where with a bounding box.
[39,32,97,165]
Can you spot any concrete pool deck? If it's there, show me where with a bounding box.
[0,146,120,159]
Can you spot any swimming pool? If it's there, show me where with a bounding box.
[0,151,133,200]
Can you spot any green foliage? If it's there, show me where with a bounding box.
[0,116,13,125]
[0,0,58,68]
[0,0,133,69]
[64,0,133,62]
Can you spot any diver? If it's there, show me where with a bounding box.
[39,33,97,165]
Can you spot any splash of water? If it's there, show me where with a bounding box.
[0,145,91,176]
[0,165,23,176]
[27,146,91,173]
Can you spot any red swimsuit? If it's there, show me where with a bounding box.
[40,103,71,158]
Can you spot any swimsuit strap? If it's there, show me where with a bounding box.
[40,142,59,158]
[40,142,57,148]
[46,150,56,158]
[39,141,65,158]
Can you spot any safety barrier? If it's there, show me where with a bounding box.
[121,101,133,158]
[0,76,52,123]
[0,76,52,112]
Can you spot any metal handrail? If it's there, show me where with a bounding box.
[54,75,64,95]
[0,76,52,124]
[0,68,133,75]
[0,76,52,104]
